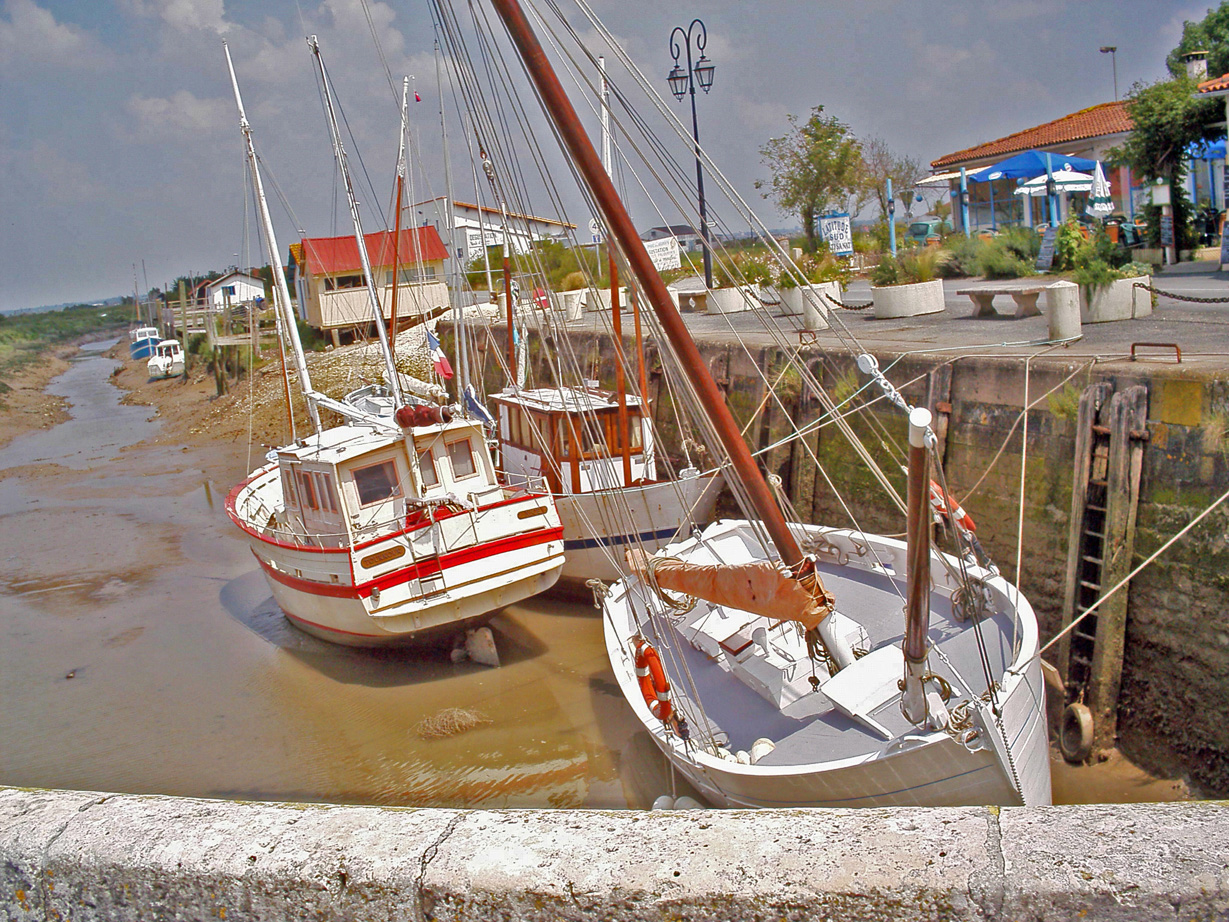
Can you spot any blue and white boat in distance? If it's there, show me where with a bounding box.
[129,326,160,360]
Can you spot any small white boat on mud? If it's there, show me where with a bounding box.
[146,339,184,379]
[221,40,563,647]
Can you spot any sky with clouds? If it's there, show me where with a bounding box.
[0,0,1209,311]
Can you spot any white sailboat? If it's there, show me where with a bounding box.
[222,40,564,647]
[472,0,1051,807]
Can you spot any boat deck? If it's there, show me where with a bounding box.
[634,541,1017,767]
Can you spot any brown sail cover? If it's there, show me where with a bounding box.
[625,550,833,630]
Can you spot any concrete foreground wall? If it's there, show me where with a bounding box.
[2,787,1227,921]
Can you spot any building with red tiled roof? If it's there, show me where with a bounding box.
[931,102,1133,173]
[928,102,1137,232]
[291,226,451,335]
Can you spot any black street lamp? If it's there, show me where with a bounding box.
[669,19,715,289]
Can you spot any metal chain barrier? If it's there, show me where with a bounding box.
[1133,280,1229,304]
[823,292,872,311]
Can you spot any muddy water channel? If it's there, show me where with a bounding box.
[0,344,1185,808]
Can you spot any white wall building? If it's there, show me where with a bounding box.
[413,197,576,263]
[204,271,265,309]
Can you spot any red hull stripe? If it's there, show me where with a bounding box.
[253,525,564,599]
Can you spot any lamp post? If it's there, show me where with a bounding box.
[668,19,715,289]
[1100,46,1118,101]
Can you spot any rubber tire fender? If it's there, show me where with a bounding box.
[1059,702,1095,763]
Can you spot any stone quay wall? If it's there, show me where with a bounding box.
[3,787,1228,921]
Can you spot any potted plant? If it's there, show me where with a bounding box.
[1060,225,1153,323]
[869,249,944,319]
[779,253,848,329]
[707,255,770,314]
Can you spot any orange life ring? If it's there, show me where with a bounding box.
[634,639,672,723]
[928,480,976,534]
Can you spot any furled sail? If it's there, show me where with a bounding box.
[625,549,834,630]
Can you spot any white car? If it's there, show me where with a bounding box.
[147,339,185,379]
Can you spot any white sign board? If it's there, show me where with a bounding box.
[817,212,853,256]
[644,236,682,272]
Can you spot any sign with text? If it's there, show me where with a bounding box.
[644,236,682,271]
[817,212,853,256]
[1160,214,1174,247]
[1035,225,1058,271]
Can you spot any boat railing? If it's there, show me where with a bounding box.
[496,469,548,495]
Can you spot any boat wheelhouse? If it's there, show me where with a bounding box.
[489,384,720,584]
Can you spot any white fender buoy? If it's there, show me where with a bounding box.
[735,750,751,764]
[651,795,675,811]
[674,796,704,810]
[750,738,776,763]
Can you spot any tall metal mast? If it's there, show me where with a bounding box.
[308,35,404,409]
[436,39,469,392]
[223,40,321,434]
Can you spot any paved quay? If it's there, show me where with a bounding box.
[4,787,1228,921]
[553,261,1229,372]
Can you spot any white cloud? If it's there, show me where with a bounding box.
[128,90,231,138]
[0,0,108,69]
[120,0,230,35]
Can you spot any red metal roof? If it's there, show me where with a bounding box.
[299,226,449,276]
[1198,72,1229,93]
[931,101,1132,169]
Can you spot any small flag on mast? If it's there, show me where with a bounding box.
[426,329,453,379]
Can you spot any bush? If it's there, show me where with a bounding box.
[937,235,984,278]
[870,249,939,286]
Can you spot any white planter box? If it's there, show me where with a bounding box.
[1079,276,1152,323]
[585,287,627,313]
[706,285,757,314]
[781,282,839,330]
[870,278,945,319]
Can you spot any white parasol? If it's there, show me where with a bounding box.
[1012,169,1094,196]
[1085,161,1114,216]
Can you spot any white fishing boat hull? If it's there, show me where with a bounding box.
[228,462,565,647]
[603,520,1052,809]
[557,470,722,585]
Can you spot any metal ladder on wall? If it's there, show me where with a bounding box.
[1057,382,1148,762]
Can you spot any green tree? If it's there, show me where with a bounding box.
[756,107,867,250]
[1167,1,1229,80]
[861,136,923,219]
[1113,76,1219,253]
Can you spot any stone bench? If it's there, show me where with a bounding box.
[955,286,1047,319]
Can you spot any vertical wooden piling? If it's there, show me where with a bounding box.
[1088,385,1148,753]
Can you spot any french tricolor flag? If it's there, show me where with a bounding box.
[426,329,453,380]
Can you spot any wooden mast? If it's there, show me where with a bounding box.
[488,0,805,572]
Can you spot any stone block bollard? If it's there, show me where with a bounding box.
[1046,280,1081,340]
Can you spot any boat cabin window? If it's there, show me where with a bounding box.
[447,439,477,479]
[296,470,318,510]
[282,468,299,508]
[352,460,402,506]
[418,448,439,488]
[314,472,338,514]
